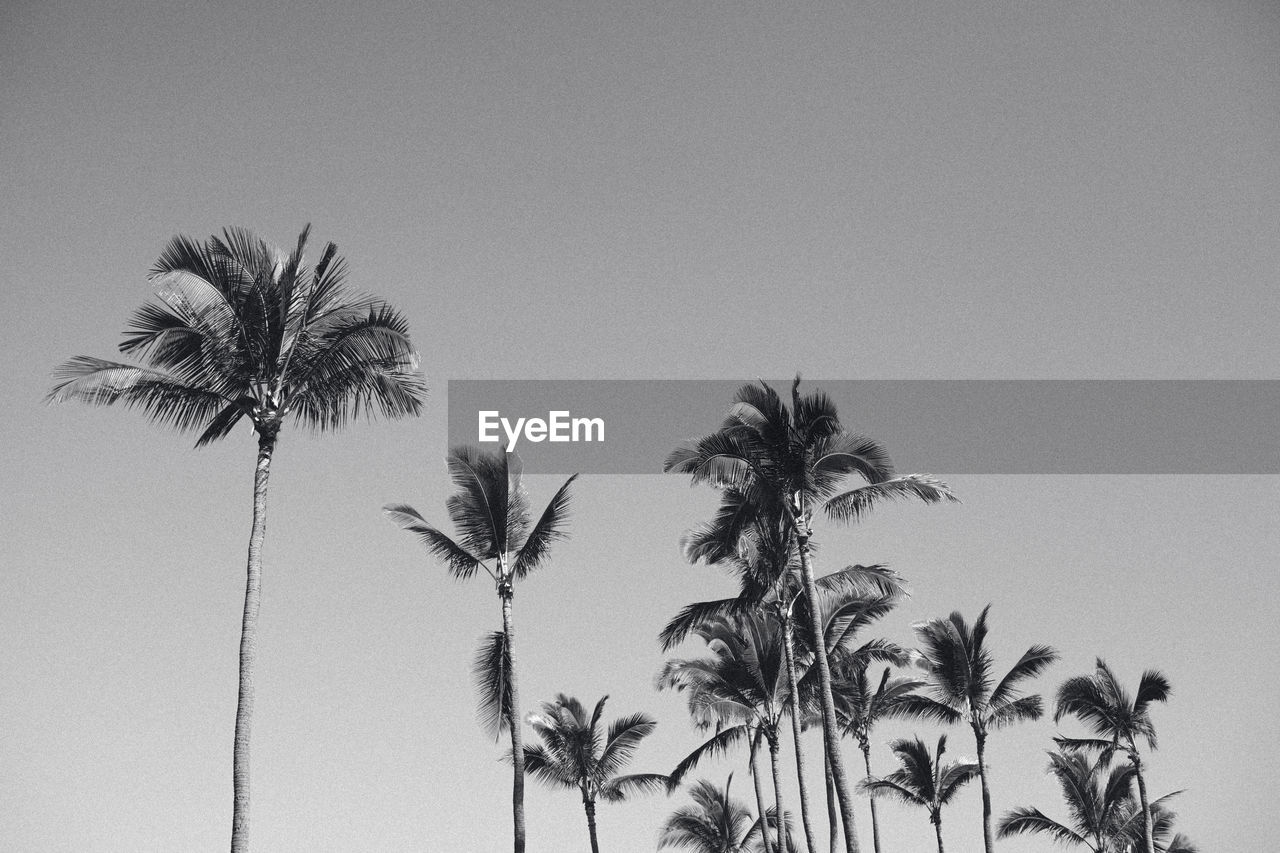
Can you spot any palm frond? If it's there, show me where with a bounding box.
[511,473,577,579]
[990,644,1059,707]
[472,630,512,741]
[600,773,671,803]
[382,503,485,579]
[996,807,1088,845]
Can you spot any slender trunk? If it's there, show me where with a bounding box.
[860,743,882,853]
[973,727,994,853]
[1131,752,1155,853]
[782,615,819,853]
[751,733,775,853]
[501,587,526,853]
[231,430,276,853]
[825,732,838,853]
[794,526,860,853]
[583,798,601,853]
[933,816,945,853]
[767,731,790,853]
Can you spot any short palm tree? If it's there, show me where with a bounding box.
[659,775,792,853]
[905,605,1059,853]
[829,658,925,853]
[998,750,1197,853]
[657,612,794,853]
[48,225,427,853]
[858,735,979,853]
[523,694,668,853]
[385,448,576,853]
[666,378,957,853]
[1054,659,1173,853]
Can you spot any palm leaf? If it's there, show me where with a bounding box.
[472,630,512,740]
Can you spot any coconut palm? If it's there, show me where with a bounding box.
[523,694,668,853]
[664,497,905,853]
[905,605,1059,853]
[858,735,979,853]
[384,448,576,853]
[1054,660,1173,853]
[658,612,795,853]
[660,775,794,853]
[48,225,427,853]
[665,378,957,853]
[998,750,1197,853]
[829,658,925,853]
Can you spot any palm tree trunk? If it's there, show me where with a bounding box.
[781,615,819,853]
[1131,753,1155,853]
[860,743,882,853]
[767,732,790,853]
[500,587,526,853]
[583,799,601,853]
[973,727,994,853]
[825,719,838,853]
[794,526,861,853]
[751,732,775,853]
[231,430,275,853]
[933,817,945,853]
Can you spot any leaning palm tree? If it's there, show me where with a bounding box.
[658,612,795,853]
[998,750,1197,853]
[905,605,1059,853]
[48,225,427,853]
[1054,659,1173,853]
[858,735,979,853]
[666,378,957,853]
[523,694,668,853]
[384,449,576,853]
[660,775,793,853]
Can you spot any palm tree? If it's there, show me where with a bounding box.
[658,612,795,853]
[829,658,925,853]
[1054,659,1173,853]
[659,775,793,853]
[666,378,957,853]
[998,750,1197,853]
[48,226,427,853]
[384,448,576,853]
[905,605,1059,853]
[523,694,668,853]
[858,735,979,853]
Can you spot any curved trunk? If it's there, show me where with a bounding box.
[750,732,775,853]
[1131,753,1155,853]
[767,731,790,853]
[781,615,819,853]
[973,727,994,853]
[501,587,526,853]
[795,527,860,853]
[231,430,276,853]
[583,798,601,853]
[934,816,945,853]
[860,743,882,853]
[824,706,838,853]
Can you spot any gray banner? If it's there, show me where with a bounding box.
[446,380,1279,474]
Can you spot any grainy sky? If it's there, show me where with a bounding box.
[3,2,1277,851]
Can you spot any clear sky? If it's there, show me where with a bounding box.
[3,1,1277,851]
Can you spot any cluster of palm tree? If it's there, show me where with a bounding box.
[49,227,1199,853]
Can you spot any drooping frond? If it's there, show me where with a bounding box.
[598,713,659,778]
[668,725,750,790]
[382,503,486,580]
[987,694,1045,729]
[996,808,1088,846]
[659,597,752,652]
[472,630,512,741]
[600,773,671,803]
[824,474,958,524]
[990,644,1060,707]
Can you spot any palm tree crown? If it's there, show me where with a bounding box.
[858,735,978,853]
[660,776,790,853]
[50,225,426,442]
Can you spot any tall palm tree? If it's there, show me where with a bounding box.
[829,657,925,853]
[658,612,795,853]
[1054,659,1173,853]
[905,605,1059,853]
[858,735,979,853]
[523,694,668,853]
[666,378,957,853]
[660,775,793,853]
[48,226,427,853]
[384,449,576,853]
[998,750,1197,853]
